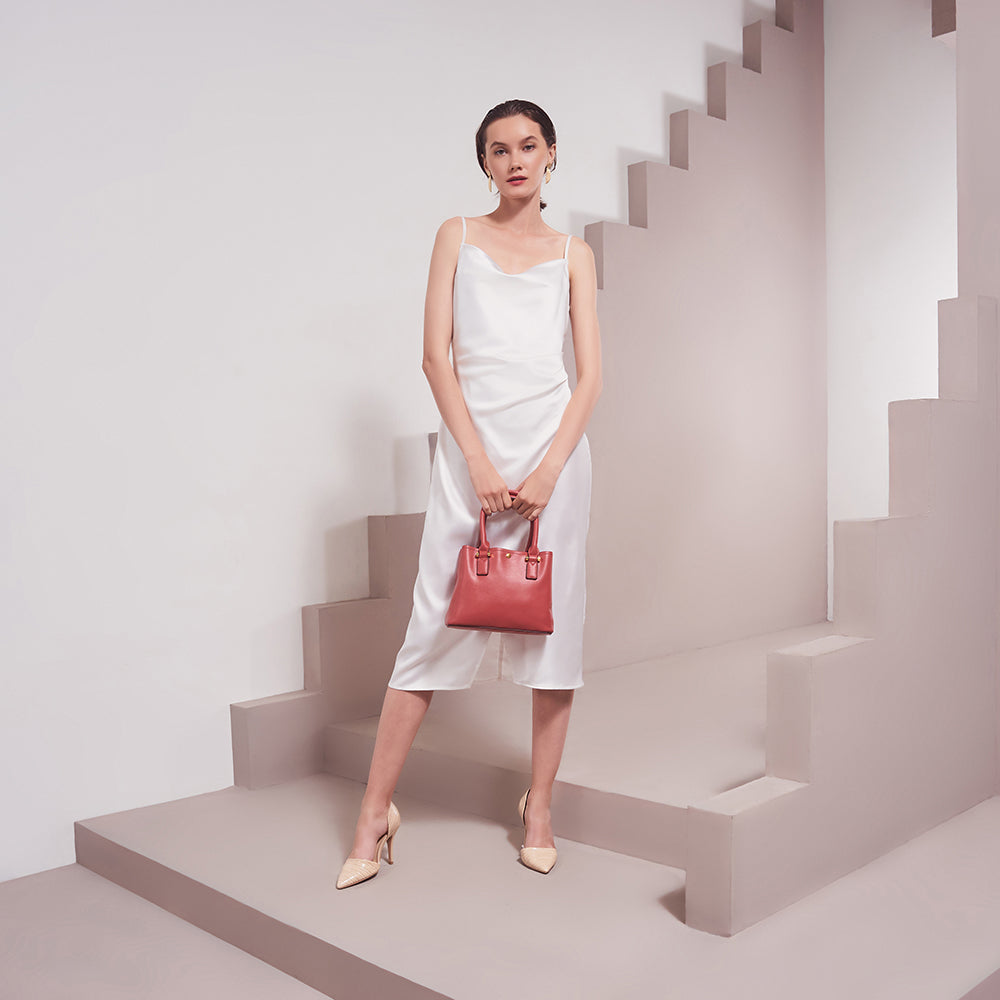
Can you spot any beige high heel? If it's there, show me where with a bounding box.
[336,802,401,889]
[517,789,557,874]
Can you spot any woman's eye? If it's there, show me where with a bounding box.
[524,144,535,151]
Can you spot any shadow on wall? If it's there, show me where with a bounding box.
[743,0,775,26]
[570,91,712,232]
[319,429,433,605]
[393,432,436,515]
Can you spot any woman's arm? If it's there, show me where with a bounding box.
[513,235,603,520]
[421,217,512,514]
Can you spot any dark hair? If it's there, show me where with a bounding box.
[475,100,557,210]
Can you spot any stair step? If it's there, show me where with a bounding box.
[325,622,835,868]
[75,774,683,1000]
[71,774,1000,1000]
[0,864,327,1000]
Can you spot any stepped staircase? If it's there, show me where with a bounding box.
[67,0,1000,996]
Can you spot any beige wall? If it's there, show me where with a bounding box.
[584,0,828,668]
[956,0,1000,788]
[957,0,1000,303]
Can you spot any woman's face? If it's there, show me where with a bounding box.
[482,114,555,200]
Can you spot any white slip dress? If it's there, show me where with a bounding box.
[387,216,592,690]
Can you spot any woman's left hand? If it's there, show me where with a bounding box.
[512,462,559,520]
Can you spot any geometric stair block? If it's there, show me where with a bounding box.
[582,0,828,668]
[66,775,1000,996]
[685,294,1000,935]
[231,511,423,788]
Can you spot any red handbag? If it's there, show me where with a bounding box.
[445,491,554,635]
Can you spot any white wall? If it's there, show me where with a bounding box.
[825,0,957,603]
[1,0,775,880]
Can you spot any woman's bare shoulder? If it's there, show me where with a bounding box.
[567,234,596,287]
[566,234,594,260]
[428,217,466,269]
[434,216,465,242]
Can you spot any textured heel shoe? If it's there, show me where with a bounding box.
[517,789,557,874]
[337,802,401,889]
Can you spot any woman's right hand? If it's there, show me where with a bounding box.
[466,453,511,514]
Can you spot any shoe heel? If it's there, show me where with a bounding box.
[386,831,396,864]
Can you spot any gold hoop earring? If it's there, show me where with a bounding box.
[545,165,552,184]
[487,174,493,193]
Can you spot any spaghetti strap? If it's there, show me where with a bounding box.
[563,234,572,259]
[461,216,467,243]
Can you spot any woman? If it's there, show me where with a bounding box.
[337,99,602,888]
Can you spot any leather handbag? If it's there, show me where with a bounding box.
[446,491,554,635]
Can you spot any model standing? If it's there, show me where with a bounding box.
[338,99,602,888]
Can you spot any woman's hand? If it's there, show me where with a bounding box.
[467,453,511,514]
[512,461,560,520]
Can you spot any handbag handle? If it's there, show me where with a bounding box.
[477,489,540,556]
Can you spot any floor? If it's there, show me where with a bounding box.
[0,863,327,1000]
[19,771,997,1000]
[4,621,1000,999]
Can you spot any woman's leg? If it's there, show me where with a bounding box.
[523,688,575,849]
[346,686,433,859]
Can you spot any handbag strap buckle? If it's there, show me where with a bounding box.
[475,547,491,576]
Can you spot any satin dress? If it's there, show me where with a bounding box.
[387,217,591,690]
